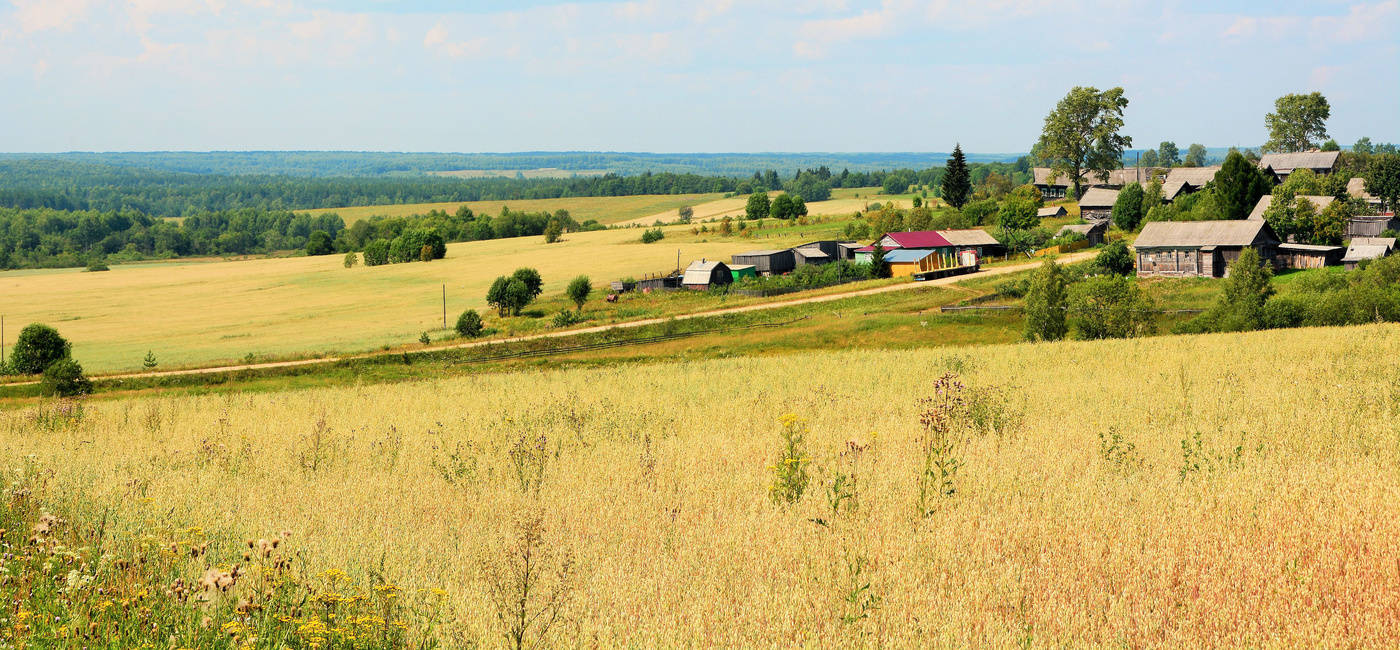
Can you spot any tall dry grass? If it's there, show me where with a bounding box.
[7,324,1400,646]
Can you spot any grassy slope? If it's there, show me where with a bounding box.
[10,323,1400,646]
[298,194,726,225]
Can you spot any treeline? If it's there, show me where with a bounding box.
[0,207,345,269]
[340,206,604,265]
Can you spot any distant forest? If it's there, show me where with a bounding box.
[0,154,1033,269]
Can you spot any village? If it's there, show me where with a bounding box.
[610,149,1396,297]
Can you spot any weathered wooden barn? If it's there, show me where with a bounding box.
[681,260,732,290]
[1133,220,1281,278]
[1161,166,1220,202]
[1247,194,1336,221]
[731,249,795,275]
[1031,167,1160,200]
[1258,151,1340,182]
[1056,221,1108,246]
[936,229,1002,259]
[1038,206,1067,219]
[792,240,857,263]
[1343,237,1396,270]
[1275,243,1344,269]
[1077,187,1120,222]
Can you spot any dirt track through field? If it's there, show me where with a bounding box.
[6,253,1092,386]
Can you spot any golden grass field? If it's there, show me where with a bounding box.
[620,187,912,226]
[11,323,1400,646]
[0,225,818,373]
[299,194,725,225]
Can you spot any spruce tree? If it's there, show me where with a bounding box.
[1215,151,1272,221]
[942,144,972,209]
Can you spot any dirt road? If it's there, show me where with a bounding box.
[8,252,1092,385]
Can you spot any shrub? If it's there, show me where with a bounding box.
[362,239,390,266]
[962,198,999,226]
[552,309,584,328]
[640,228,665,243]
[1068,276,1157,340]
[677,205,694,223]
[41,358,91,397]
[1023,260,1068,341]
[305,230,335,256]
[544,219,564,243]
[11,323,71,375]
[85,258,110,272]
[455,309,484,337]
[1111,182,1145,231]
[1092,240,1135,276]
[342,251,358,268]
[1262,295,1309,329]
[419,245,434,262]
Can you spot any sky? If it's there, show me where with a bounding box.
[0,0,1397,154]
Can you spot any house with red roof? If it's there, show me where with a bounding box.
[854,230,978,272]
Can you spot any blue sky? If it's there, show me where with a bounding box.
[0,0,1396,153]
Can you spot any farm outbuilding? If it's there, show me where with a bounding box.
[1057,221,1108,246]
[1348,177,1388,213]
[884,249,937,277]
[1133,220,1281,278]
[1162,166,1220,203]
[793,240,857,263]
[854,231,956,265]
[1347,214,1400,238]
[792,246,832,267]
[1342,237,1396,270]
[1247,194,1335,221]
[1258,151,1340,182]
[1077,188,1120,222]
[1037,206,1067,219]
[936,229,1002,260]
[681,260,732,290]
[731,249,795,275]
[1275,243,1344,269]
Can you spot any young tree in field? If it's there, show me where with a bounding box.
[1069,276,1156,340]
[1213,247,1275,331]
[770,193,796,220]
[566,275,591,311]
[142,350,158,370]
[869,243,891,279]
[942,144,972,209]
[10,323,71,375]
[487,276,534,317]
[1157,141,1181,167]
[1264,92,1331,153]
[305,230,334,256]
[1365,154,1400,214]
[41,358,91,397]
[1111,182,1145,231]
[343,251,358,268]
[1093,240,1135,276]
[1140,149,1159,168]
[512,267,544,299]
[543,219,564,243]
[1215,151,1273,221]
[677,205,694,223]
[1023,259,1068,342]
[455,309,484,337]
[1034,86,1132,200]
[1184,144,1209,167]
[745,192,770,220]
[793,196,808,218]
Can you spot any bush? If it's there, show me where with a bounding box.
[41,358,91,397]
[552,309,584,328]
[455,309,484,337]
[342,251,358,268]
[640,228,665,244]
[419,245,434,262]
[1262,295,1309,329]
[85,259,110,272]
[11,324,71,375]
[362,240,390,266]
[1092,240,1135,276]
[1068,276,1157,340]
[566,275,592,310]
[962,199,999,226]
[1111,182,1145,231]
[306,230,335,256]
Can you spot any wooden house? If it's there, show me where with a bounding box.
[681,260,732,290]
[1258,151,1340,182]
[792,246,832,266]
[1077,187,1120,222]
[1038,206,1067,219]
[853,230,955,263]
[1161,166,1221,202]
[1056,221,1108,246]
[1031,167,1160,200]
[1348,177,1389,214]
[1275,243,1344,269]
[935,229,1002,260]
[1133,220,1281,278]
[1247,194,1336,221]
[1342,237,1396,270]
[731,249,795,275]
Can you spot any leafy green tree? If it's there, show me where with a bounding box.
[1035,86,1132,199]
[1023,259,1068,342]
[1140,149,1159,168]
[566,275,592,311]
[771,193,797,220]
[640,228,665,243]
[487,276,534,317]
[342,251,358,268]
[11,323,71,375]
[1093,240,1134,275]
[506,270,538,300]
[792,196,808,218]
[942,144,972,209]
[1264,92,1330,153]
[305,230,334,256]
[912,196,923,208]
[362,239,390,266]
[1215,151,1273,220]
[1354,137,1375,155]
[1365,154,1400,214]
[677,205,694,223]
[1320,139,1340,152]
[41,358,91,397]
[1157,141,1181,167]
[1111,182,1145,231]
[1207,247,1275,331]
[455,309,483,337]
[745,192,770,220]
[1141,180,1164,214]
[869,243,891,279]
[1184,144,1209,167]
[1069,276,1156,340]
[962,198,999,226]
[543,219,564,243]
[997,194,1040,231]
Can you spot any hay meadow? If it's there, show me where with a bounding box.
[9,323,1400,646]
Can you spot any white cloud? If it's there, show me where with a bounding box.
[792,5,898,58]
[11,0,92,32]
[1311,0,1398,43]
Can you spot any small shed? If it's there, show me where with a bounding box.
[1037,206,1067,219]
[731,249,795,275]
[1341,237,1396,270]
[1057,221,1108,246]
[885,249,937,278]
[728,264,758,282]
[1133,220,1281,278]
[836,242,863,261]
[1077,187,1120,222]
[682,260,732,290]
[1275,243,1344,269]
[1347,214,1400,238]
[792,246,833,267]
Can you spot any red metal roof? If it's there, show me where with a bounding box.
[855,231,954,252]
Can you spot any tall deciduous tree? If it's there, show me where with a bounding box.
[1185,144,1209,167]
[1140,149,1159,168]
[1035,86,1132,200]
[1365,154,1400,214]
[770,193,796,220]
[1264,92,1331,153]
[1157,141,1181,167]
[1023,259,1067,342]
[1214,151,1273,221]
[745,192,770,220]
[942,144,971,209]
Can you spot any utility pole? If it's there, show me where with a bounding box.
[441,284,447,330]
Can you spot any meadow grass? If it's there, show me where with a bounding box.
[6,323,1400,646]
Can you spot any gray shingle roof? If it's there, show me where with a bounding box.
[1258,151,1340,173]
[682,260,727,285]
[1351,237,1396,250]
[1246,194,1336,221]
[1348,176,1377,200]
[1037,206,1067,218]
[1343,245,1390,263]
[1078,187,1120,208]
[1164,166,1222,186]
[1133,220,1278,248]
[1057,222,1106,237]
[935,229,1000,246]
[1033,167,1159,187]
